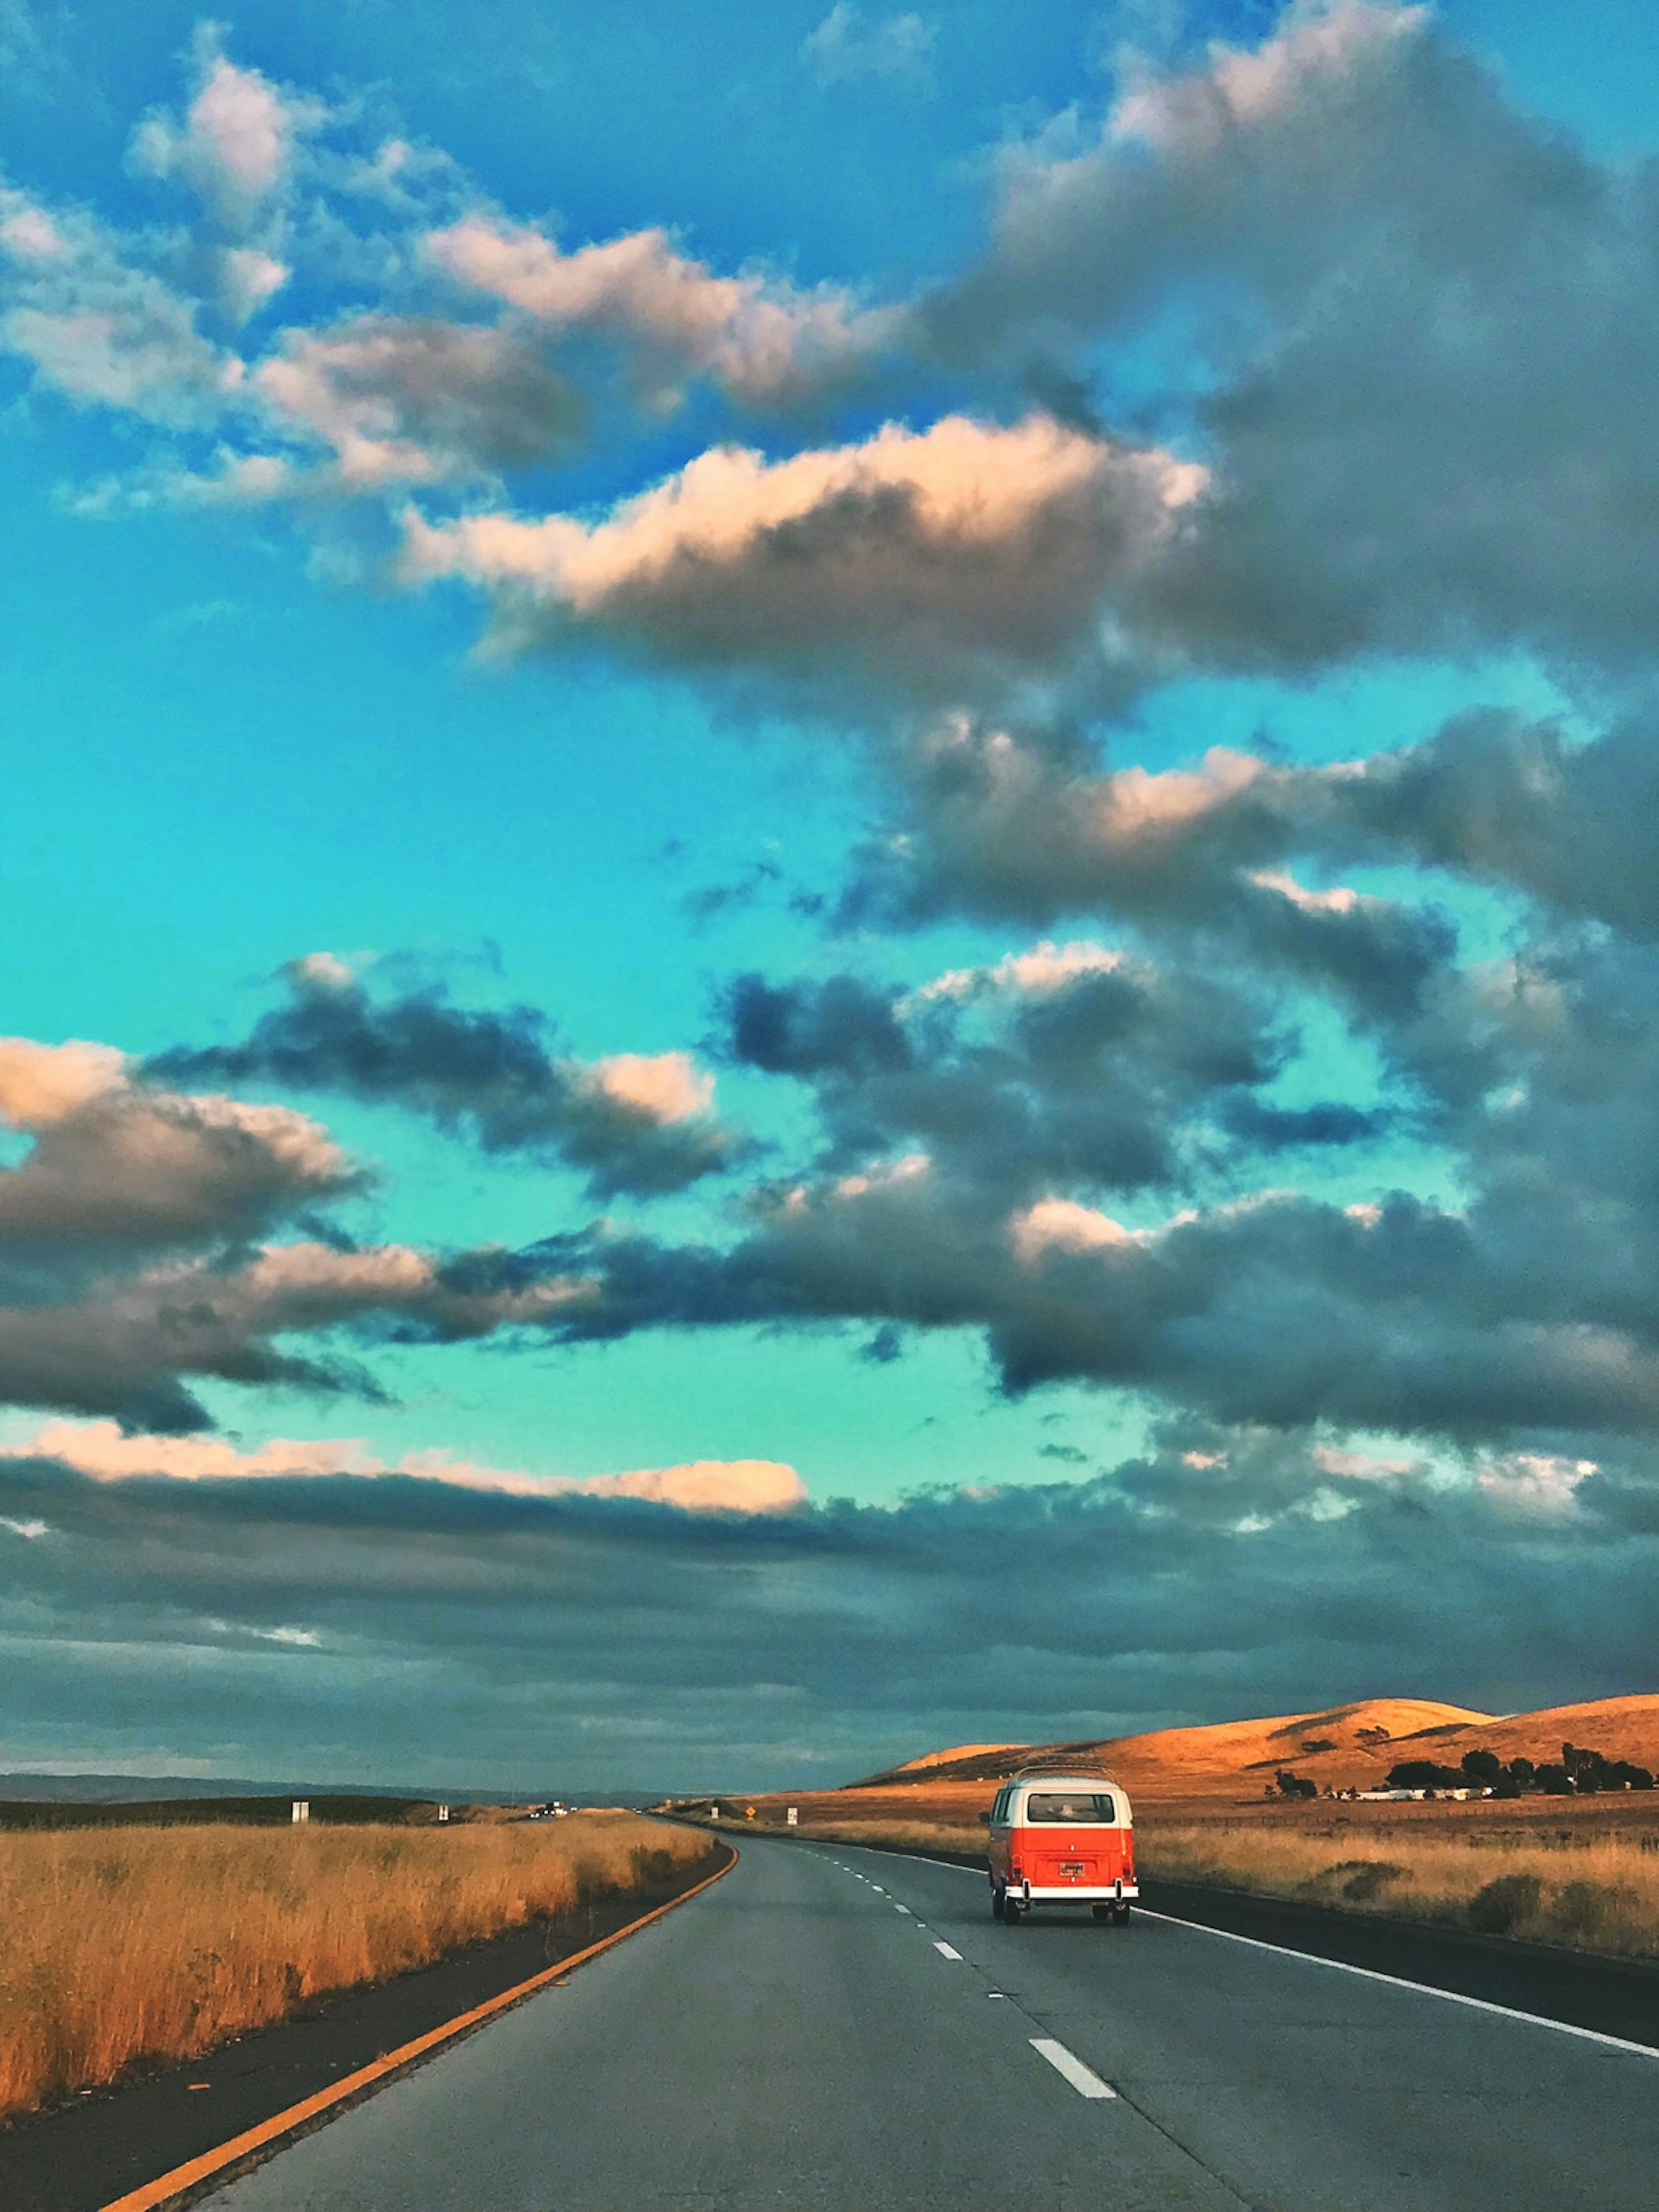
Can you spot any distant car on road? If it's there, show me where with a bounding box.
[525,1799,570,1821]
[984,1771,1137,1925]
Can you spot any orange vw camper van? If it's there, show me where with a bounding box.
[985,1770,1136,1924]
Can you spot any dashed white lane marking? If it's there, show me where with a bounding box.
[870,1885,886,1894]
[893,1902,912,1914]
[826,1850,1659,2067]
[1136,1910,1659,2064]
[934,1941,963,1961]
[1030,2038,1117,2100]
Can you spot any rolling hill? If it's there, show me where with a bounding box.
[745,1694,1659,1826]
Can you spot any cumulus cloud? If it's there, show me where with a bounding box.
[494,1010,1659,1448]
[150,963,746,1200]
[845,718,1456,1031]
[253,315,586,489]
[0,1036,360,1278]
[0,184,240,424]
[130,33,321,229]
[427,215,895,410]
[0,1236,591,1432]
[720,941,1280,1196]
[401,413,1206,713]
[930,1,1659,676]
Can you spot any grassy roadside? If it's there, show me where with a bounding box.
[1141,1819,1659,1958]
[712,1806,1659,1963]
[0,1811,709,2122]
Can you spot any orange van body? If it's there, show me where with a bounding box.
[985,1773,1136,1923]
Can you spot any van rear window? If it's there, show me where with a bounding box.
[1023,1791,1117,1824]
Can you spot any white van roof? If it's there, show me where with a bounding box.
[1010,1768,1124,1789]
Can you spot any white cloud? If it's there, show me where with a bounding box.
[0,187,241,425]
[426,215,892,408]
[400,413,1206,708]
[1010,1197,1140,1265]
[219,245,289,324]
[578,1051,714,1127]
[253,314,585,488]
[916,939,1124,1004]
[7,1419,807,1515]
[804,5,936,88]
[0,1038,128,1128]
[130,38,321,226]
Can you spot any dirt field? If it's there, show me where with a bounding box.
[0,1810,706,2122]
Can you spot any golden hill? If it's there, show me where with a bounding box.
[863,1743,1023,1780]
[752,1693,1659,1825]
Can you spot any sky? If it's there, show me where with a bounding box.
[3,0,1659,1792]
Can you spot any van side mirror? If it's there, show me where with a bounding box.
[979,1811,991,1825]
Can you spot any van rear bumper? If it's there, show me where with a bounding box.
[1008,1881,1139,1903]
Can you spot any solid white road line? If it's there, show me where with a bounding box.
[829,1847,1659,2064]
[1030,2038,1117,2099]
[1135,1909,1659,2063]
[934,1941,963,1961]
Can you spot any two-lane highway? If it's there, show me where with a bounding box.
[198,1838,1659,2210]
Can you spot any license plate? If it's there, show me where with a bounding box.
[1060,1862,1084,1878]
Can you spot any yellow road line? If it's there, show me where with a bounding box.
[96,1849,736,2212]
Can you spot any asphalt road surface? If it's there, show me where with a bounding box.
[198,1837,1659,2211]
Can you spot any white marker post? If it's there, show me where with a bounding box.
[786,1807,798,1826]
[437,1804,450,1824]
[291,1800,309,1824]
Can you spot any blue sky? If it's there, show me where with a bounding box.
[4,2,1659,1790]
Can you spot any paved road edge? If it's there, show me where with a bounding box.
[94,1845,738,2212]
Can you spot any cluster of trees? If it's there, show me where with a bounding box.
[1385,1745,1654,1796]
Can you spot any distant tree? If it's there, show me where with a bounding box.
[1386,1760,1462,1791]
[1560,1742,1654,1792]
[1461,1748,1504,1788]
[1508,1756,1535,1787]
[1275,1769,1318,1799]
[1534,1761,1575,1795]
[1300,1738,1336,1754]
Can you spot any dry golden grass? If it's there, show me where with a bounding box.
[0,1811,708,2123]
[1141,1818,1659,1960]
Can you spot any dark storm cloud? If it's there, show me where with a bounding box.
[930,3,1659,680]
[501,1137,1659,1448]
[1316,709,1659,941]
[719,951,1281,1198]
[2,1434,1652,1786]
[844,718,1459,1033]
[1216,1097,1390,1152]
[152,963,746,1200]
